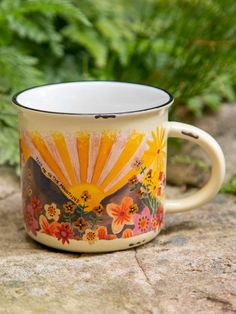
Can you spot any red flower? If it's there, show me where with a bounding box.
[24,205,39,236]
[156,205,164,225]
[29,196,42,218]
[55,223,73,244]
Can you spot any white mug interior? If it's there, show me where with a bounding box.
[13,81,173,115]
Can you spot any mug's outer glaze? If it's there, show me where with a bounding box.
[13,82,225,252]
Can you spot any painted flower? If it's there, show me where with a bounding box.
[83,228,98,245]
[27,186,32,197]
[24,205,39,236]
[132,158,144,170]
[106,197,134,234]
[136,188,146,199]
[93,204,104,216]
[39,215,59,236]
[73,217,88,232]
[133,207,152,236]
[142,169,154,186]
[97,226,116,240]
[27,169,32,178]
[156,205,164,225]
[128,175,138,187]
[80,190,91,203]
[63,201,77,214]
[148,183,158,198]
[29,196,42,218]
[151,218,159,231]
[128,203,138,215]
[157,186,163,197]
[55,223,73,244]
[144,170,165,198]
[44,203,60,221]
[159,171,164,182]
[122,228,133,238]
[146,127,166,173]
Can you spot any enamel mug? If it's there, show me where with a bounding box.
[13,82,225,252]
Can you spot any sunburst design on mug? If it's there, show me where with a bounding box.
[20,128,166,211]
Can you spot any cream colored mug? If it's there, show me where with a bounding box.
[13,81,225,252]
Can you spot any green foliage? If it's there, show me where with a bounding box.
[170,155,209,171]
[0,0,236,170]
[221,177,236,195]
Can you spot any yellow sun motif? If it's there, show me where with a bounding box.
[145,127,166,174]
[20,127,166,211]
[21,129,152,211]
[68,183,106,212]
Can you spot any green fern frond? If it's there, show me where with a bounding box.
[0,46,43,91]
[21,0,91,26]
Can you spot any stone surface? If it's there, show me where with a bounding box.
[167,103,236,186]
[0,104,236,314]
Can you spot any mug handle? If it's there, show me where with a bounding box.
[165,122,225,213]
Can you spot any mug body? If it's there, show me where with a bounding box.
[14,82,173,252]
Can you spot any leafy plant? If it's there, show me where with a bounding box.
[0,0,236,171]
[221,177,236,195]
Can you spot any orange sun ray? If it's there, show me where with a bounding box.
[52,132,78,186]
[101,131,145,191]
[30,132,71,189]
[91,131,117,184]
[77,132,90,183]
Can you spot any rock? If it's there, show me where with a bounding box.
[167,103,236,185]
[0,104,236,313]
[167,157,209,187]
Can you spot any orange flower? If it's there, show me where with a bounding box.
[106,197,134,234]
[97,226,116,240]
[151,218,158,230]
[122,228,133,238]
[39,215,59,236]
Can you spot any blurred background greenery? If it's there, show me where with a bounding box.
[0,0,236,172]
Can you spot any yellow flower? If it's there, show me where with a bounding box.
[131,158,144,171]
[63,201,77,214]
[128,175,139,187]
[146,127,166,173]
[148,183,158,198]
[142,169,154,186]
[44,203,60,221]
[80,190,91,203]
[93,204,104,216]
[27,186,32,197]
[128,203,138,215]
[73,217,88,232]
